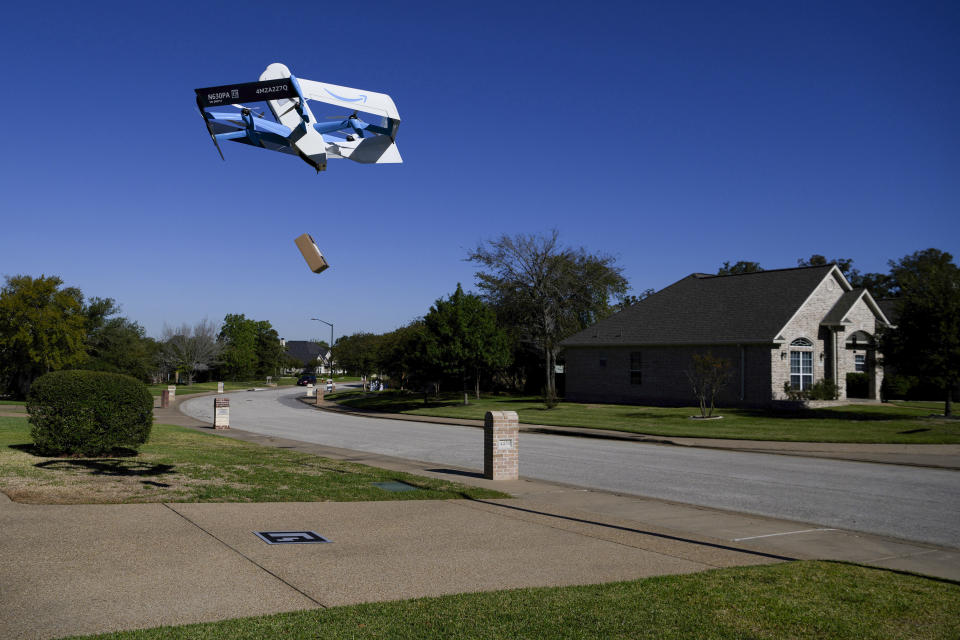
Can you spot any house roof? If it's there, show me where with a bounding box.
[284,340,326,366]
[876,299,899,325]
[822,288,892,327]
[562,264,843,348]
[821,289,866,326]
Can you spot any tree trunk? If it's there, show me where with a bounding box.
[475,367,480,400]
[544,347,554,398]
[462,372,469,405]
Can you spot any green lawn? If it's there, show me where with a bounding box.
[65,561,960,639]
[331,391,960,443]
[0,416,505,504]
[0,400,25,406]
[145,378,297,397]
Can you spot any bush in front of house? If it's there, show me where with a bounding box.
[783,379,839,402]
[27,370,153,455]
[846,373,870,398]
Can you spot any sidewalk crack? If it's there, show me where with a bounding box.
[161,503,326,608]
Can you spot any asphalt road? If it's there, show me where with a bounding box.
[181,387,960,548]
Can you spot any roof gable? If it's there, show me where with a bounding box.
[562,264,838,347]
[822,288,892,328]
[285,340,325,365]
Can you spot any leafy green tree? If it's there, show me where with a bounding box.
[0,275,89,397]
[717,261,763,275]
[468,231,628,401]
[851,271,897,299]
[218,314,258,380]
[422,284,511,403]
[880,249,960,417]
[333,332,380,379]
[86,317,159,382]
[797,254,857,279]
[254,321,284,377]
[377,321,427,390]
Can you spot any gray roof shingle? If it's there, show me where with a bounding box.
[285,341,326,366]
[562,265,838,347]
[821,289,865,326]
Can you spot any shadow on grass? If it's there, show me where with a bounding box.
[12,442,175,478]
[735,408,921,422]
[33,458,175,477]
[10,443,150,457]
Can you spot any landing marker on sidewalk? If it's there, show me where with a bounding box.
[254,531,331,545]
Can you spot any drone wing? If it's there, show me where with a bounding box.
[297,79,400,125]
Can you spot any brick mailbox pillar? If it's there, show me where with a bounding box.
[316,385,324,405]
[484,411,519,480]
[213,397,230,430]
[160,390,171,408]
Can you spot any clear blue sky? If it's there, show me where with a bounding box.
[1,0,957,343]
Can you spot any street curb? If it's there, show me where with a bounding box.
[298,395,960,470]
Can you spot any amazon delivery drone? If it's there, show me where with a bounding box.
[195,63,401,173]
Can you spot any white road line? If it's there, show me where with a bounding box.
[733,528,838,541]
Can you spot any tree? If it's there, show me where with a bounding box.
[378,321,427,390]
[422,284,511,404]
[851,271,897,299]
[86,317,159,382]
[468,231,629,401]
[333,332,380,379]
[717,261,763,275]
[0,275,89,397]
[797,254,857,280]
[218,314,258,380]
[685,352,733,418]
[158,320,221,384]
[613,288,656,312]
[254,321,283,377]
[880,249,960,417]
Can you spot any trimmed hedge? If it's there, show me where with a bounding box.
[27,370,153,455]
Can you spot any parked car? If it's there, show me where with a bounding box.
[297,374,317,386]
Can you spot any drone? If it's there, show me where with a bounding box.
[194,63,401,172]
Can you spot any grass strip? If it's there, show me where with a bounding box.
[0,417,505,504]
[145,379,299,397]
[65,561,960,639]
[331,391,960,443]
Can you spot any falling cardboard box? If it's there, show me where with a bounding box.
[295,233,329,274]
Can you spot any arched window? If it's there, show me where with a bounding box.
[845,331,873,349]
[789,338,813,390]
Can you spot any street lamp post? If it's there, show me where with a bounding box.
[310,317,334,374]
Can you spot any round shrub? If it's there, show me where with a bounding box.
[27,370,153,455]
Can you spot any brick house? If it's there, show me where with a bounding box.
[561,264,891,406]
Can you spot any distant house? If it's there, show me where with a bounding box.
[560,264,891,406]
[283,340,334,376]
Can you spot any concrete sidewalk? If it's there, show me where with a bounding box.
[1,397,958,639]
[303,395,960,470]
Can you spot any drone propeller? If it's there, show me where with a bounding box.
[196,107,225,161]
[232,103,265,118]
[323,112,368,138]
